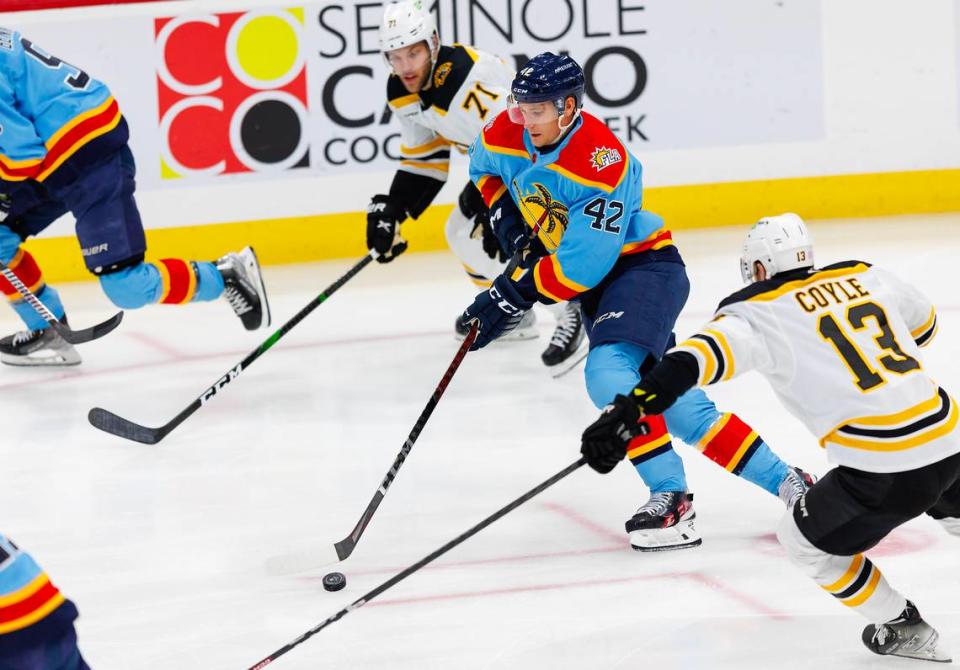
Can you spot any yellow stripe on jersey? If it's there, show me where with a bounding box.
[746,264,871,303]
[400,160,449,173]
[388,93,420,109]
[546,160,629,194]
[677,339,717,386]
[911,307,937,339]
[400,136,450,157]
[825,394,958,452]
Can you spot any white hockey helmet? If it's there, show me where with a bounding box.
[379,1,439,64]
[740,213,814,284]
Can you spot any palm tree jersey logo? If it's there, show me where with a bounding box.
[155,9,309,178]
[520,183,569,252]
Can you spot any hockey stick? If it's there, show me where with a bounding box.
[88,253,375,445]
[321,195,543,566]
[248,457,587,669]
[0,261,123,344]
[329,322,478,564]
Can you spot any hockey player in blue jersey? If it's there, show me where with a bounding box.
[0,534,89,669]
[461,52,813,550]
[0,28,271,367]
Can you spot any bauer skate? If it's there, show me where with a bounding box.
[0,317,80,367]
[541,301,585,367]
[778,466,816,508]
[862,601,952,663]
[626,491,701,552]
[217,246,271,331]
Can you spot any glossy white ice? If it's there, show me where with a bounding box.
[4,215,959,669]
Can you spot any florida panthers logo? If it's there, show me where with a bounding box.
[520,183,569,251]
[590,146,623,172]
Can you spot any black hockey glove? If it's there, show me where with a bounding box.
[580,395,649,474]
[366,194,408,264]
[490,197,547,269]
[461,275,534,350]
[458,182,487,220]
[471,211,507,262]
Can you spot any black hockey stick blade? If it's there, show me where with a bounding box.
[86,253,374,446]
[87,407,166,445]
[52,310,124,344]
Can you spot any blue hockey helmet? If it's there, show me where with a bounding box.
[509,52,585,120]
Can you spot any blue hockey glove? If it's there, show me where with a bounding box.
[461,275,534,350]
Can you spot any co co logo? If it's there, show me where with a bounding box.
[156,9,309,177]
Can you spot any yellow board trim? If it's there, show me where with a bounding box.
[16,168,960,284]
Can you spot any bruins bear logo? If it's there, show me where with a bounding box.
[433,62,452,88]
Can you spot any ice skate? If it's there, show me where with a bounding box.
[935,517,960,537]
[456,309,538,342]
[0,318,81,367]
[626,491,701,552]
[862,601,952,662]
[778,466,816,507]
[217,246,271,331]
[541,301,585,367]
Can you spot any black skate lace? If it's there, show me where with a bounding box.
[549,305,580,347]
[636,492,674,517]
[224,286,253,316]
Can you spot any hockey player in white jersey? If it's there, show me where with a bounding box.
[580,213,959,661]
[368,1,584,367]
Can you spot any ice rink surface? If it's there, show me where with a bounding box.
[4,214,959,669]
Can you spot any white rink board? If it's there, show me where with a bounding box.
[0,0,957,235]
[2,215,960,669]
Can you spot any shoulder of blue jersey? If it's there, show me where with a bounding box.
[548,113,629,193]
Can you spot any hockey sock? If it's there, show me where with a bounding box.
[191,261,223,302]
[629,414,688,493]
[697,413,787,496]
[1,248,66,330]
[778,513,907,623]
[153,259,199,304]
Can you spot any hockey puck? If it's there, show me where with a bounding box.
[322,572,346,592]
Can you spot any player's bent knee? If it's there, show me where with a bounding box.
[99,263,160,309]
[444,206,470,246]
[584,342,646,409]
[776,508,831,575]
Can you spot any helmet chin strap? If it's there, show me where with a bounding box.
[555,108,582,138]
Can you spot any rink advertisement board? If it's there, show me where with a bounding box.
[12,0,825,186]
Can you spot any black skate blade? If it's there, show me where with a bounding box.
[53,311,124,344]
[88,407,166,445]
